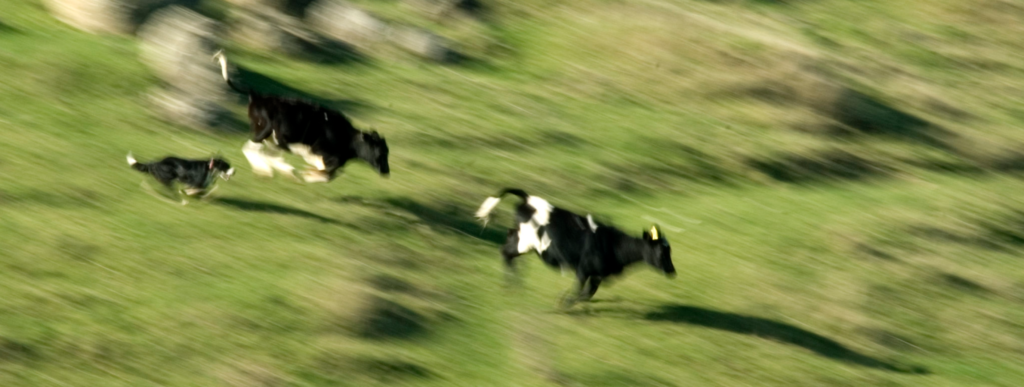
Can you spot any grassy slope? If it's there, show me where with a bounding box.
[2,0,1024,385]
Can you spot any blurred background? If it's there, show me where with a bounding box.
[1,0,1023,385]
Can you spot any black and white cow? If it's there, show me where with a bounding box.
[475,188,676,306]
[214,51,389,183]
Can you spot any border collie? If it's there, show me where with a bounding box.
[127,152,234,204]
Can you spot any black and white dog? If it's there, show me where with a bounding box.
[127,152,234,204]
[476,188,676,306]
[213,50,390,183]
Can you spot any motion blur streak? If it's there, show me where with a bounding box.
[0,0,1021,385]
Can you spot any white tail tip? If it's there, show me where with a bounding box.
[214,50,229,81]
[475,196,502,220]
[126,152,137,165]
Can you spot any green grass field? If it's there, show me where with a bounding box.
[2,0,1024,385]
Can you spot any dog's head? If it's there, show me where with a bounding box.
[208,158,235,180]
[359,131,389,177]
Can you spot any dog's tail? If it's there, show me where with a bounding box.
[475,188,530,222]
[127,152,150,173]
[212,49,248,95]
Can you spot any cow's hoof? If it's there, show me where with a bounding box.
[301,170,330,183]
[557,294,578,310]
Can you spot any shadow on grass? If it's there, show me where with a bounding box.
[383,197,508,245]
[309,352,434,384]
[0,188,102,208]
[0,337,36,362]
[334,195,506,245]
[557,370,677,387]
[0,19,19,33]
[296,38,368,66]
[212,197,342,224]
[644,304,928,374]
[356,296,429,340]
[229,64,372,114]
[601,141,735,192]
[0,335,36,362]
[909,209,1024,252]
[937,273,992,295]
[206,108,252,134]
[746,150,890,184]
[825,88,956,150]
[410,130,587,151]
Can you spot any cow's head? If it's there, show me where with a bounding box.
[358,131,390,177]
[209,158,235,181]
[642,225,676,278]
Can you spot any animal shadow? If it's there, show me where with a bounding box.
[0,18,19,33]
[229,63,371,114]
[644,305,928,374]
[826,88,955,150]
[207,109,251,134]
[355,296,429,340]
[299,39,366,66]
[383,197,508,245]
[212,197,342,224]
[746,150,889,184]
[335,196,506,245]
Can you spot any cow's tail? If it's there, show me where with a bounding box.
[475,188,529,222]
[127,152,150,173]
[212,50,248,95]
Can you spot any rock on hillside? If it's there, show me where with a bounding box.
[306,0,389,50]
[137,6,234,129]
[42,0,199,34]
[307,0,463,62]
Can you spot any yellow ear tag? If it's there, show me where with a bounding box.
[650,226,659,240]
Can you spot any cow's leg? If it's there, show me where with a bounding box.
[501,228,524,266]
[323,156,345,182]
[579,277,602,302]
[183,187,205,196]
[242,140,274,177]
[288,144,330,183]
[289,144,326,170]
[561,264,599,308]
[264,146,296,179]
[558,275,586,309]
[300,169,330,183]
[243,121,276,177]
[500,228,525,287]
[246,139,297,180]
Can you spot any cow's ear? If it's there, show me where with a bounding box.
[642,231,652,241]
